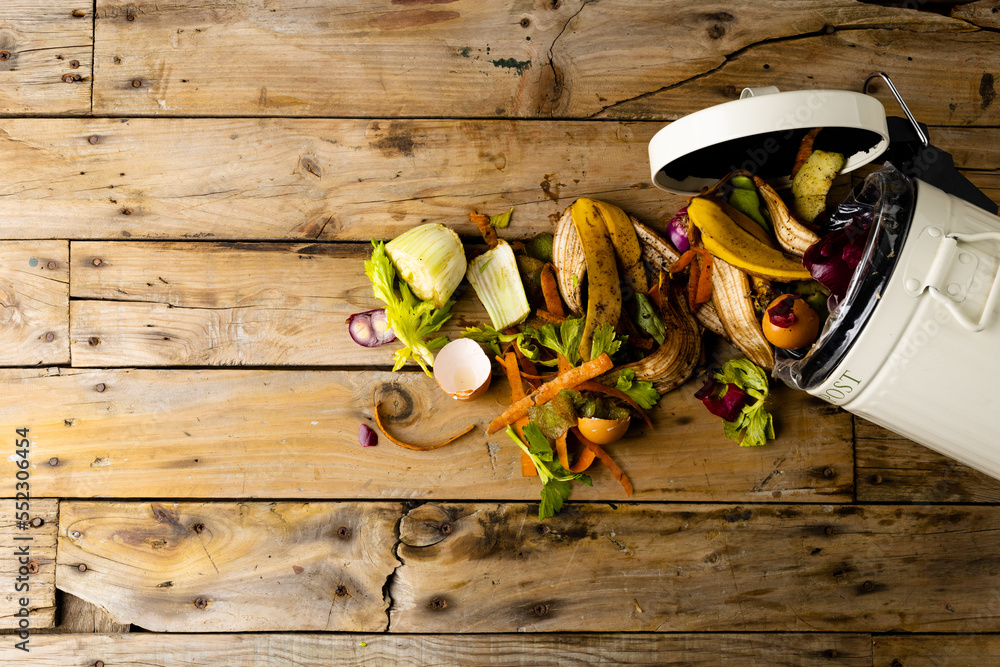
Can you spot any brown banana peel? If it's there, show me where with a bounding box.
[552,207,586,316]
[711,257,775,370]
[633,220,725,337]
[751,173,820,257]
[614,283,703,394]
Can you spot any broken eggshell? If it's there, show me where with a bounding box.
[576,416,631,446]
[433,338,492,401]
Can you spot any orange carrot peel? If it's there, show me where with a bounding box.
[572,427,633,497]
[486,353,614,435]
[374,402,474,451]
[669,248,713,312]
[540,263,565,319]
[498,352,537,477]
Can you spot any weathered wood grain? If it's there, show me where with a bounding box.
[953,0,1000,29]
[391,502,1000,632]
[56,592,130,633]
[0,118,677,241]
[0,367,852,501]
[594,29,1000,126]
[91,0,973,119]
[0,1,92,114]
[68,242,490,367]
[855,418,1000,503]
[0,243,68,366]
[0,119,993,241]
[0,499,57,630]
[874,634,1000,666]
[0,632,874,665]
[57,501,402,632]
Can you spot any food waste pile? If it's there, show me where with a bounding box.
[349,131,874,519]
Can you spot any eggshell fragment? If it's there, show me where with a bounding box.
[577,416,630,445]
[433,338,492,401]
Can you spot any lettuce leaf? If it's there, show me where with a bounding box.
[614,368,661,410]
[507,423,592,520]
[590,322,625,361]
[712,359,774,447]
[365,240,453,375]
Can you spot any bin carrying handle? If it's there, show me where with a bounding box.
[921,232,1000,332]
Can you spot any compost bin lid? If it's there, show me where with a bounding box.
[648,87,889,195]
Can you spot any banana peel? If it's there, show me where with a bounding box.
[633,219,726,337]
[752,173,820,257]
[614,282,702,394]
[711,256,774,370]
[569,198,622,361]
[590,199,648,295]
[552,207,586,316]
[687,196,812,282]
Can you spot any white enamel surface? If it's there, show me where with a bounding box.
[648,89,889,195]
[809,181,1000,480]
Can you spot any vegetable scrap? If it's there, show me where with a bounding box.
[696,359,775,448]
[358,423,378,447]
[357,126,861,515]
[374,401,475,451]
[347,308,395,348]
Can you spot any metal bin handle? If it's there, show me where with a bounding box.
[921,232,1000,332]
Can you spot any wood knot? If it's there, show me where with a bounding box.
[429,597,447,610]
[336,526,351,539]
[336,585,348,597]
[374,382,414,421]
[532,603,548,616]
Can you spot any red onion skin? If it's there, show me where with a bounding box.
[766,296,798,328]
[347,308,396,348]
[359,423,378,447]
[668,208,691,253]
[695,376,749,422]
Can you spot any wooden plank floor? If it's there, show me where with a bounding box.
[0,0,999,664]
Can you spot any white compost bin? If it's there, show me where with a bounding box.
[648,85,1000,480]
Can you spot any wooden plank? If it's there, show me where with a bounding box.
[0,119,994,241]
[0,1,92,114]
[0,367,852,502]
[55,593,130,633]
[0,242,68,366]
[0,499,57,630]
[90,0,970,119]
[0,118,679,241]
[0,632,874,665]
[67,242,491,367]
[953,0,1000,30]
[391,502,1000,632]
[855,418,1000,503]
[56,501,402,632]
[874,634,1000,666]
[593,29,1000,127]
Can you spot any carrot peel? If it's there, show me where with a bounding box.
[573,427,633,497]
[375,402,474,451]
[486,353,614,435]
